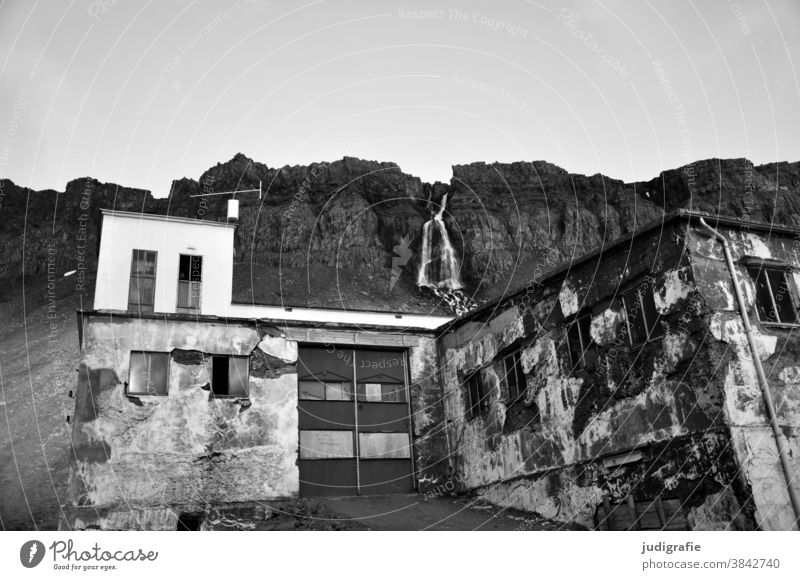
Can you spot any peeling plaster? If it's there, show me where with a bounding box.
[654,268,694,315]
[558,280,579,318]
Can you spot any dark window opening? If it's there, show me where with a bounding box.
[177,513,203,531]
[622,284,664,347]
[747,264,799,325]
[596,495,690,531]
[178,254,202,310]
[465,370,489,419]
[566,311,597,368]
[128,249,157,313]
[127,351,169,396]
[501,350,526,403]
[211,355,249,397]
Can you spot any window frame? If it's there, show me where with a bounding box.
[565,310,596,369]
[500,349,526,404]
[464,369,489,420]
[744,260,800,327]
[210,355,250,398]
[620,281,664,349]
[127,249,158,313]
[177,253,203,312]
[127,351,170,397]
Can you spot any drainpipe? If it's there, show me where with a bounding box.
[698,217,800,529]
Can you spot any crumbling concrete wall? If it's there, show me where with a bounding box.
[408,335,450,491]
[439,221,753,529]
[688,226,800,530]
[64,315,300,530]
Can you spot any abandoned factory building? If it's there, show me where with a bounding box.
[63,208,800,531]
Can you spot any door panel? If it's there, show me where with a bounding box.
[298,401,355,430]
[298,459,358,497]
[358,460,414,495]
[297,346,414,497]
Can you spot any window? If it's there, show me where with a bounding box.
[128,249,157,313]
[465,370,489,419]
[747,264,799,325]
[177,254,202,310]
[566,311,597,368]
[128,351,169,396]
[622,285,664,347]
[500,350,526,402]
[211,355,249,397]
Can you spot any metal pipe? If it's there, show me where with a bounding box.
[698,217,800,529]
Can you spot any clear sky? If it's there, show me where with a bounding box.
[1,0,798,195]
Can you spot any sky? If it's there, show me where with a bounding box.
[0,0,798,196]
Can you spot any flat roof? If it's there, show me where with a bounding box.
[100,209,236,229]
[77,309,449,335]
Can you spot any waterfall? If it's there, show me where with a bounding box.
[416,193,476,316]
[417,193,463,290]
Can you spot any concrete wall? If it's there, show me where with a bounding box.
[94,212,236,315]
[688,225,800,530]
[438,221,754,529]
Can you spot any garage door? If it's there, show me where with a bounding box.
[297,346,414,497]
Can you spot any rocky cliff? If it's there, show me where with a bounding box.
[2,154,799,310]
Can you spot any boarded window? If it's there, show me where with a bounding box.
[128,351,169,396]
[465,370,489,419]
[358,432,412,459]
[747,264,799,324]
[211,356,249,397]
[622,284,664,347]
[566,311,596,368]
[501,350,526,402]
[299,430,354,459]
[128,249,157,313]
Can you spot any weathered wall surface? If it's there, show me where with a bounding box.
[64,315,300,530]
[688,226,800,531]
[438,222,754,529]
[408,335,450,490]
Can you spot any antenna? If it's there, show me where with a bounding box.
[189,180,263,200]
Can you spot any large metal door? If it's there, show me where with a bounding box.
[297,346,414,497]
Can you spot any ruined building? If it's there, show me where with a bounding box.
[63,205,800,530]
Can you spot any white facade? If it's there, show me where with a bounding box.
[94,210,453,329]
[94,210,236,315]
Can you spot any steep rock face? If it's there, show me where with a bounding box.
[2,155,799,309]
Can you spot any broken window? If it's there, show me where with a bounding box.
[500,350,526,402]
[128,249,157,313]
[211,355,249,397]
[622,284,664,347]
[566,310,597,368]
[128,351,169,396]
[177,254,202,310]
[747,264,800,324]
[465,370,489,419]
